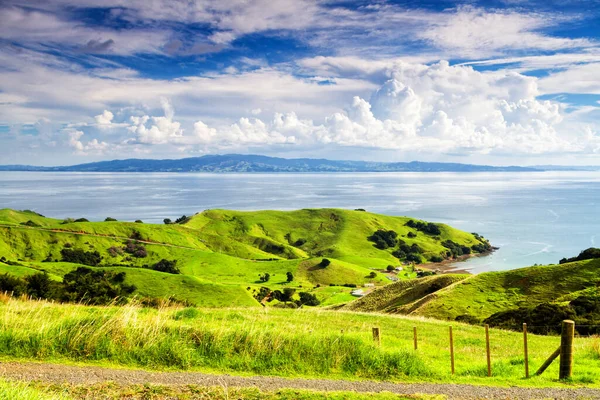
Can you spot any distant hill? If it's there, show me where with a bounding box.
[0,154,538,172]
[0,208,489,307]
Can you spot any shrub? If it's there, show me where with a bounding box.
[163,218,172,225]
[406,253,422,264]
[293,238,307,246]
[386,265,395,271]
[123,240,147,258]
[259,273,271,282]
[151,259,180,274]
[368,230,398,249]
[407,232,417,238]
[430,255,444,263]
[319,258,331,268]
[286,271,294,282]
[20,220,41,227]
[367,271,377,279]
[129,230,144,241]
[135,220,143,224]
[104,217,117,222]
[174,215,191,224]
[405,220,441,235]
[74,218,89,223]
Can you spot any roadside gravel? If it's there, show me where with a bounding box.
[1,362,599,399]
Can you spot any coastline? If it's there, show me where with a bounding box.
[420,247,498,275]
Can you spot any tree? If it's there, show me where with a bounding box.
[24,272,54,299]
[319,258,331,268]
[60,248,102,266]
[61,267,136,305]
[260,273,271,282]
[368,271,377,279]
[104,217,117,222]
[386,265,395,272]
[282,287,296,303]
[299,292,320,306]
[163,218,172,225]
[135,220,143,224]
[286,271,294,282]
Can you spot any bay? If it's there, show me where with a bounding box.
[0,171,598,273]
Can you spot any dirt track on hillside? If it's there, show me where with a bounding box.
[1,362,599,399]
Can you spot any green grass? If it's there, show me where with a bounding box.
[0,379,71,400]
[1,298,600,387]
[32,382,434,400]
[351,258,600,322]
[0,208,485,307]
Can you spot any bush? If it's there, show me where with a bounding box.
[299,292,320,306]
[174,215,191,224]
[286,271,294,282]
[104,217,117,222]
[367,271,377,279]
[151,259,180,274]
[406,253,422,264]
[386,265,395,271]
[74,218,89,223]
[429,255,444,263]
[135,220,143,223]
[123,240,147,258]
[60,248,102,266]
[407,232,417,238]
[163,218,172,225]
[368,230,398,249]
[20,220,41,227]
[319,258,331,268]
[293,238,307,247]
[259,273,271,282]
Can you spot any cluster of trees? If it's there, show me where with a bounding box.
[405,220,441,235]
[484,292,600,335]
[61,218,89,224]
[0,267,136,305]
[392,240,423,263]
[441,240,472,258]
[259,273,271,282]
[559,248,600,264]
[61,248,102,266]
[267,287,320,307]
[123,240,148,258]
[368,230,398,250]
[163,215,191,225]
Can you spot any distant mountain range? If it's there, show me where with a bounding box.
[0,154,595,173]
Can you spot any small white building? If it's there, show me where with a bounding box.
[395,267,403,271]
[351,289,365,297]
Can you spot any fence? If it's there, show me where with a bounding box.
[371,320,582,380]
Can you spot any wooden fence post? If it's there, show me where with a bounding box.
[485,324,491,377]
[413,326,418,350]
[559,320,575,380]
[523,323,529,378]
[449,326,455,375]
[372,327,381,347]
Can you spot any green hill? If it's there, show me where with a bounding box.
[0,208,489,307]
[346,258,600,323]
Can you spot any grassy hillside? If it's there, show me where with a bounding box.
[1,298,599,387]
[348,258,600,323]
[0,208,488,307]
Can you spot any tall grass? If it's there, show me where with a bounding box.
[0,379,71,400]
[0,299,430,380]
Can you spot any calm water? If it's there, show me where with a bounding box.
[0,171,598,273]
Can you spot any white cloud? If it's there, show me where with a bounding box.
[127,99,183,145]
[94,110,114,125]
[420,6,593,58]
[66,129,109,154]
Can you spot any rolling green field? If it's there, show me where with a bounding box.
[0,208,488,308]
[0,298,599,387]
[347,258,600,323]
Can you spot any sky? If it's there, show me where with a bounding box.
[0,0,599,166]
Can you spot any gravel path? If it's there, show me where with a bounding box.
[1,362,599,399]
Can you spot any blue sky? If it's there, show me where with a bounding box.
[0,0,599,166]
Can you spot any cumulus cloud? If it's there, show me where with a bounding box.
[94,110,114,125]
[67,129,109,154]
[127,99,183,145]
